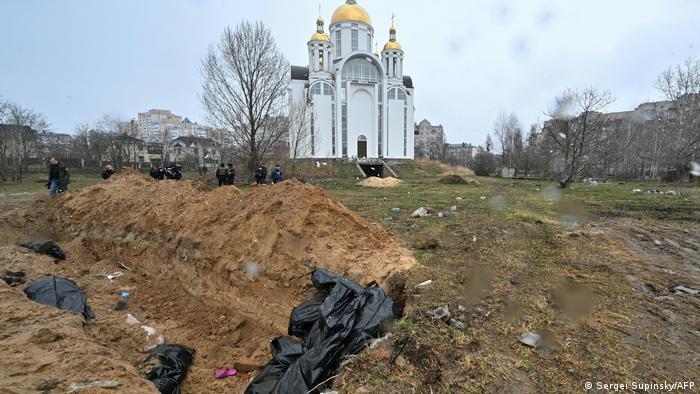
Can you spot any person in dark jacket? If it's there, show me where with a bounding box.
[226,163,235,186]
[215,163,228,187]
[254,164,265,185]
[101,165,115,180]
[271,164,284,184]
[47,158,69,196]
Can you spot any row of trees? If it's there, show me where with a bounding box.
[475,58,699,187]
[0,98,50,181]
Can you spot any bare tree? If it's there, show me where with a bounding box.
[544,88,614,188]
[654,58,700,177]
[287,96,313,176]
[0,99,49,182]
[493,112,523,170]
[200,21,289,176]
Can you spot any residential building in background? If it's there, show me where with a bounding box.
[289,0,416,159]
[446,143,482,166]
[137,109,183,143]
[414,119,445,159]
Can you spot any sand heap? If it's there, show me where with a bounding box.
[2,169,415,331]
[358,176,402,188]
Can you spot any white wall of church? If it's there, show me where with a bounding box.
[312,94,334,157]
[347,85,375,158]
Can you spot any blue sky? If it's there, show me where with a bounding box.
[1,0,698,146]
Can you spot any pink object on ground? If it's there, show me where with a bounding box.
[214,369,238,379]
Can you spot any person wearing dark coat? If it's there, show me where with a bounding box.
[101,165,115,180]
[215,163,228,187]
[47,158,69,197]
[226,163,235,185]
[271,164,284,184]
[254,165,265,185]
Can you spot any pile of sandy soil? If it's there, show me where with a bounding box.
[358,176,402,188]
[0,169,415,392]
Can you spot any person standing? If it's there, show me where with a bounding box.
[215,163,228,187]
[271,164,284,184]
[226,163,235,186]
[101,164,115,180]
[47,158,68,197]
[254,164,265,185]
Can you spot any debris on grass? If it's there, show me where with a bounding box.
[519,331,542,348]
[672,286,698,295]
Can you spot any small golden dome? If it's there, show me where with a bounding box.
[331,0,372,26]
[310,32,331,42]
[383,40,402,50]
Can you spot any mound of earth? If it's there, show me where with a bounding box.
[0,169,416,392]
[439,174,480,186]
[358,176,402,188]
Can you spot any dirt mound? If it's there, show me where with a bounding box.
[438,175,480,186]
[0,170,415,392]
[358,176,402,188]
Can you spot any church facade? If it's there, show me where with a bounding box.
[289,0,415,159]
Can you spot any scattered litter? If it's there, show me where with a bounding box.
[390,207,401,212]
[415,280,433,288]
[653,240,663,246]
[126,314,140,325]
[369,333,393,349]
[118,262,134,272]
[519,331,542,348]
[141,344,195,394]
[480,196,486,200]
[247,269,394,394]
[438,212,450,218]
[582,178,599,186]
[145,335,166,351]
[67,380,122,393]
[16,240,66,260]
[25,276,94,321]
[456,197,463,201]
[450,206,458,211]
[472,236,477,243]
[427,305,451,322]
[214,369,238,379]
[114,300,128,311]
[458,305,468,313]
[449,318,465,330]
[672,286,699,295]
[1,270,25,286]
[108,272,124,281]
[244,262,260,280]
[632,189,643,193]
[411,207,431,217]
[142,326,158,337]
[121,291,129,297]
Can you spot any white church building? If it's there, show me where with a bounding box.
[289,0,415,159]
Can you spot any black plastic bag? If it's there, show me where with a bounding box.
[142,344,195,394]
[17,240,66,260]
[246,269,395,394]
[24,276,94,321]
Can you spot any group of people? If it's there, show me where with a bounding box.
[215,163,236,186]
[254,164,284,185]
[47,158,285,198]
[149,163,182,181]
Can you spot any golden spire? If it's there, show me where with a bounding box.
[384,13,402,50]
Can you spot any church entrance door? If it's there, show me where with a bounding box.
[357,135,367,158]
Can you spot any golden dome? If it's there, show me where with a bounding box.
[310,32,331,42]
[331,0,372,26]
[383,40,402,50]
